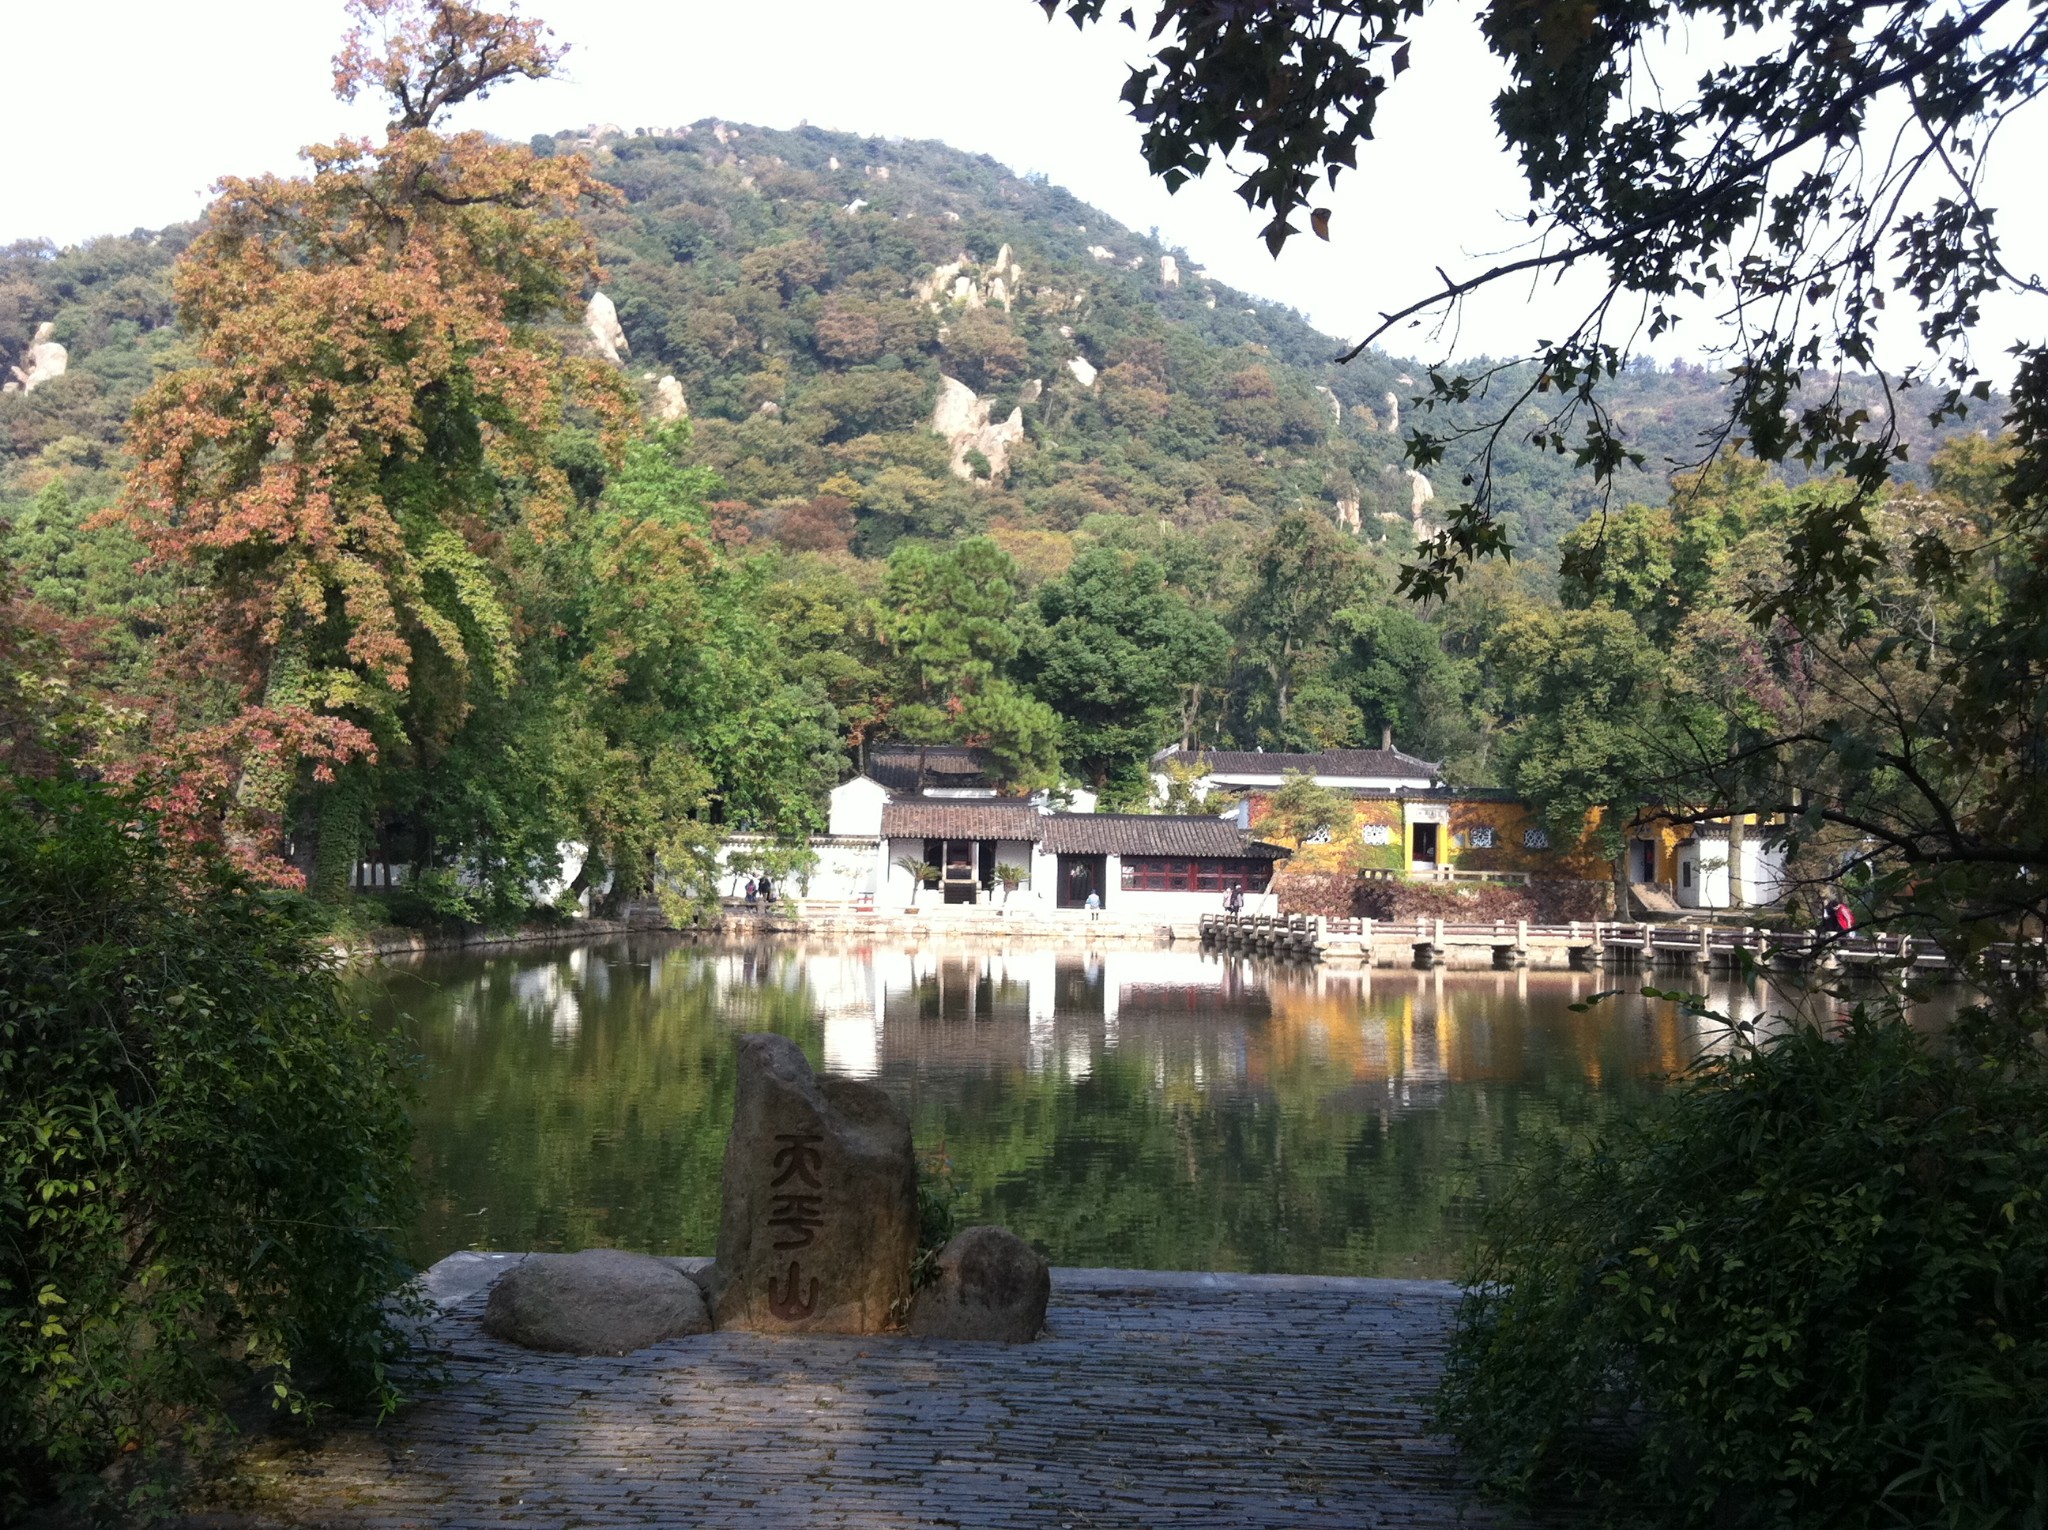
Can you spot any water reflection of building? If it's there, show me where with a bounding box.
[707,939,1752,1115]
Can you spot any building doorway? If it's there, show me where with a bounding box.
[1057,854,1107,909]
[1411,822,1439,869]
[1637,837,1657,883]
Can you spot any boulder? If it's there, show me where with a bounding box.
[655,375,689,421]
[707,1033,917,1334]
[916,251,1019,312]
[1159,254,1180,286]
[907,1226,1050,1343]
[1408,468,1436,520]
[482,1248,710,1355]
[584,292,629,366]
[1066,355,1098,389]
[9,321,68,394]
[1383,390,1400,434]
[929,374,1025,481]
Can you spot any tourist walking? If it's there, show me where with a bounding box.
[758,875,774,910]
[1817,890,1854,937]
[744,877,757,910]
[1225,883,1243,916]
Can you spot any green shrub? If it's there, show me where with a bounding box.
[0,777,419,1517]
[1437,1001,2048,1529]
[911,1151,961,1292]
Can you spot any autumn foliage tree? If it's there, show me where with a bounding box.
[119,0,626,889]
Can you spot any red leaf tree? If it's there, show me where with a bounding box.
[119,0,629,885]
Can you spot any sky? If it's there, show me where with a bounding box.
[5,0,2042,377]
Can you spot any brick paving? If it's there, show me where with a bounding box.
[239,1254,1532,1528]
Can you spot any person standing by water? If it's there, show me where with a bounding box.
[744,877,757,910]
[758,875,774,911]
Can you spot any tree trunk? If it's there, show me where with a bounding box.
[1727,810,1746,910]
[311,770,369,904]
[1613,842,1633,920]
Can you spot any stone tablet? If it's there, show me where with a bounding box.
[707,1033,916,1334]
[482,1248,710,1355]
[907,1226,1050,1343]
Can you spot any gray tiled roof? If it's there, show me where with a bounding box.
[879,800,1045,841]
[867,744,999,794]
[1154,747,1441,780]
[1039,815,1288,859]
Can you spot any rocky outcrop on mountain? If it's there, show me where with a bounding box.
[1159,255,1180,286]
[1336,494,1362,532]
[655,375,689,421]
[916,246,1020,312]
[1409,466,1441,520]
[1383,390,1400,435]
[585,292,629,366]
[931,375,1025,481]
[1066,356,1098,389]
[1315,386,1341,427]
[4,323,67,394]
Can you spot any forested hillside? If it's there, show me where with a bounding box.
[0,118,1998,910]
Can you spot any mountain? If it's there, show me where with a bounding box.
[2,118,1978,577]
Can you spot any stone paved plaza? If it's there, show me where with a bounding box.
[236,1254,1534,1528]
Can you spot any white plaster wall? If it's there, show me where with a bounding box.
[716,835,879,899]
[827,776,889,836]
[1677,839,1791,909]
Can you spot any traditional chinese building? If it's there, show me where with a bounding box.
[1166,743,1788,911]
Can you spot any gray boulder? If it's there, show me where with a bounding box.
[707,1033,917,1334]
[482,1248,710,1355]
[907,1226,1050,1343]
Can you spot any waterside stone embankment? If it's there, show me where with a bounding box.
[327,904,1197,962]
[205,1252,1531,1529]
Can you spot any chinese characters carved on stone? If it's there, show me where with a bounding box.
[767,1132,824,1319]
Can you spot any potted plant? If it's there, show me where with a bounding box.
[995,862,1030,904]
[894,856,937,911]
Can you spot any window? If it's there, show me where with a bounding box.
[1523,827,1550,850]
[1682,862,1694,889]
[1304,826,1332,844]
[1467,825,1497,849]
[1359,823,1393,846]
[1122,858,1272,893]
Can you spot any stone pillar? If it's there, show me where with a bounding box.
[707,1034,917,1334]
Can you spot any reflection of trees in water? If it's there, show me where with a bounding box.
[355,938,1946,1279]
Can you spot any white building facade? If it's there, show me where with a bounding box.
[1674,829,1792,910]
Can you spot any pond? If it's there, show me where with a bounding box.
[354,936,1903,1279]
